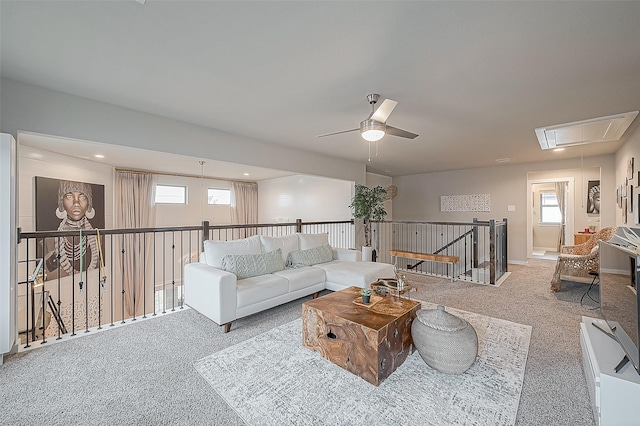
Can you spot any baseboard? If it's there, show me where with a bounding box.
[509,259,528,265]
[533,246,558,252]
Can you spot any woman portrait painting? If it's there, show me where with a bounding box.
[36,177,105,280]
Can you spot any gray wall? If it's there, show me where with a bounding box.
[614,120,640,227]
[4,77,639,263]
[392,154,617,263]
[0,78,366,184]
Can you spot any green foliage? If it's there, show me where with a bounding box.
[349,184,387,221]
[360,288,372,296]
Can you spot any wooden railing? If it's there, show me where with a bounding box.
[15,217,507,349]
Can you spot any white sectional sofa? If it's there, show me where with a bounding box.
[184,233,395,332]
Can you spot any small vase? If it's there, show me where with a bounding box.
[361,294,371,304]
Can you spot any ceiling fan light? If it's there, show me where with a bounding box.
[360,119,386,142]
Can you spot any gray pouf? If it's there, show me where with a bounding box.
[411,305,478,374]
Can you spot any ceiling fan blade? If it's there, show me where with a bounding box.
[370,99,398,123]
[316,128,359,138]
[386,125,419,139]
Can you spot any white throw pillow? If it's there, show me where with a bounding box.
[221,249,285,279]
[297,233,330,250]
[203,235,262,269]
[260,234,299,262]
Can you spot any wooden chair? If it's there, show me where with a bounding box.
[550,227,618,292]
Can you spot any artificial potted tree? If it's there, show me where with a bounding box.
[349,184,387,261]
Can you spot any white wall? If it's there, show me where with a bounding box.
[258,175,353,223]
[392,154,616,263]
[155,175,232,227]
[0,78,366,184]
[528,166,602,234]
[615,121,640,227]
[18,145,115,232]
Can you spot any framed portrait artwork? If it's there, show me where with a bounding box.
[628,157,635,180]
[586,180,600,214]
[35,177,105,280]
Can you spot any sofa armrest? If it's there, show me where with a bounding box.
[333,248,361,262]
[184,263,237,326]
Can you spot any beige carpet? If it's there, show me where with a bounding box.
[195,302,532,426]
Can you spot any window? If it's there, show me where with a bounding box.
[155,185,187,204]
[208,188,231,205]
[540,191,562,224]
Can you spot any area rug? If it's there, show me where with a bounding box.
[194,301,532,426]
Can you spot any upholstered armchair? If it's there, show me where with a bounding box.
[550,227,618,292]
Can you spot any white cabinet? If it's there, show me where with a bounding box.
[580,316,640,426]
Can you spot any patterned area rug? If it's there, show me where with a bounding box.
[194,301,532,426]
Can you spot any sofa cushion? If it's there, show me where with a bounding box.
[236,274,289,308]
[203,235,261,269]
[221,249,285,279]
[313,260,396,288]
[273,266,326,293]
[298,233,329,250]
[287,244,334,267]
[260,234,299,262]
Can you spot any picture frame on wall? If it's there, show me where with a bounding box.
[636,193,640,225]
[35,177,106,281]
[623,198,628,224]
[630,185,634,213]
[628,157,635,180]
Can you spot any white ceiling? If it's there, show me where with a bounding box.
[2,1,640,178]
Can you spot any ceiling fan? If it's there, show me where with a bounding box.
[317,94,419,142]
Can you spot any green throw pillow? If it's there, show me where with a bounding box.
[221,249,285,280]
[287,244,334,268]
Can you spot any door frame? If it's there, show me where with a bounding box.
[526,177,575,258]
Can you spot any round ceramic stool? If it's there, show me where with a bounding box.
[411,305,478,374]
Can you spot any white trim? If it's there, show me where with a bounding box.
[600,268,631,276]
[527,177,575,259]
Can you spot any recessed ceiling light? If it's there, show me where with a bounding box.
[495,158,510,163]
[553,148,565,152]
[243,173,250,176]
[94,154,105,158]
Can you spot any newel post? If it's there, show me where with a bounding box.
[296,219,303,233]
[202,221,210,250]
[472,218,479,269]
[489,219,496,284]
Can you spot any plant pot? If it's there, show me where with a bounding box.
[362,246,373,262]
[361,294,371,304]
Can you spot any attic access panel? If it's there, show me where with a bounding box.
[536,111,638,150]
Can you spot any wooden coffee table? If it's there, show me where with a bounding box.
[302,286,420,386]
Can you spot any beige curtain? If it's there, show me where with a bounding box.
[115,171,157,317]
[230,182,258,238]
[555,182,567,251]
